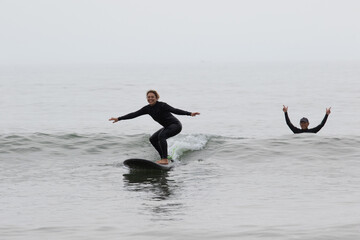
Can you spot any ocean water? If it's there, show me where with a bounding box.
[1,62,360,239]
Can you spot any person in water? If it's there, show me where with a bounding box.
[109,90,200,165]
[283,105,331,134]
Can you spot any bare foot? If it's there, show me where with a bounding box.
[156,159,169,165]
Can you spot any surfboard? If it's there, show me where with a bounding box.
[123,158,173,171]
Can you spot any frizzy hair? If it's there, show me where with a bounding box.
[146,90,160,99]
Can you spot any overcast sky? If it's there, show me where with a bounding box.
[1,0,360,65]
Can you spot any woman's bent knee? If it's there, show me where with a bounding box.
[149,136,156,143]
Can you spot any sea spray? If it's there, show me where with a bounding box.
[167,134,209,160]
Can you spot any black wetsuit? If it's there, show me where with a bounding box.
[284,112,329,134]
[118,101,191,159]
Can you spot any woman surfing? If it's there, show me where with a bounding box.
[109,90,200,165]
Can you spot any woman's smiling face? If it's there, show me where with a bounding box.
[147,92,158,105]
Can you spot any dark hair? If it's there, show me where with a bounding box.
[146,90,160,99]
[300,117,309,123]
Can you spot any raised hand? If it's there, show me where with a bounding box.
[283,105,288,113]
[109,117,119,123]
[191,112,200,117]
[326,107,331,115]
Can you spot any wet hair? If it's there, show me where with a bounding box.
[146,90,160,99]
[300,117,309,123]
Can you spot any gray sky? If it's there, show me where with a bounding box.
[1,0,360,65]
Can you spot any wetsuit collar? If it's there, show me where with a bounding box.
[149,101,158,107]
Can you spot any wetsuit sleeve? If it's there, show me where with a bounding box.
[163,103,192,116]
[284,112,301,134]
[118,106,147,121]
[308,114,329,133]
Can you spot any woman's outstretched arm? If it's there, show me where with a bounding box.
[109,107,147,123]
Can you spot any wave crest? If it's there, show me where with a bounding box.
[168,134,209,160]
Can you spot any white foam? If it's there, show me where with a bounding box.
[167,134,209,160]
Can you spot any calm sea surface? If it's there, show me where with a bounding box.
[1,62,360,239]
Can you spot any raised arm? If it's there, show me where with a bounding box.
[283,105,301,133]
[309,107,331,133]
[109,106,147,123]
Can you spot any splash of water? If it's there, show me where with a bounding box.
[167,134,209,160]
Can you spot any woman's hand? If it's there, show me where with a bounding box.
[326,107,331,115]
[191,112,200,117]
[109,117,119,123]
[283,105,288,113]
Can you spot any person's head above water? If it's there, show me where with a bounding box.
[299,117,309,129]
[146,90,159,105]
